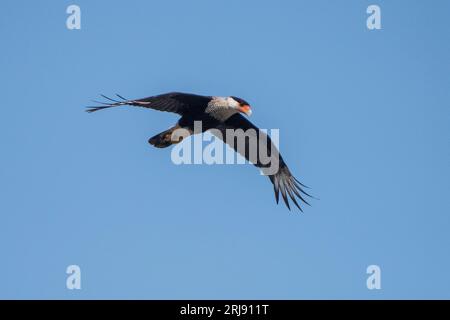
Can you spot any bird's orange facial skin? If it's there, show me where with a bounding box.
[239,104,252,116]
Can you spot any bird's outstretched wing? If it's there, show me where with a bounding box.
[212,113,311,211]
[86,92,211,115]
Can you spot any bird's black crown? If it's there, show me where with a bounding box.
[231,96,250,106]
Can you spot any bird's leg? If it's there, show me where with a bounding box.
[148,125,192,148]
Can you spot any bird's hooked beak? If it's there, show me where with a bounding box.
[238,104,252,116]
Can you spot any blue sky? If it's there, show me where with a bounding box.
[0,0,449,299]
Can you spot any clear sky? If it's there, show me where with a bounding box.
[0,0,449,299]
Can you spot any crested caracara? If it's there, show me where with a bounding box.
[87,92,311,210]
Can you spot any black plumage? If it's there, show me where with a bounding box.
[87,92,311,210]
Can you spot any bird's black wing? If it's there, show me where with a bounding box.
[212,113,311,211]
[86,92,211,115]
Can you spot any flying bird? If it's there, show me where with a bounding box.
[86,92,311,210]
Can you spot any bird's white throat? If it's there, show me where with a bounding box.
[205,97,239,121]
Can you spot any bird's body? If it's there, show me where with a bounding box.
[87,92,311,210]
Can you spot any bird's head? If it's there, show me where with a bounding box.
[227,96,252,116]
